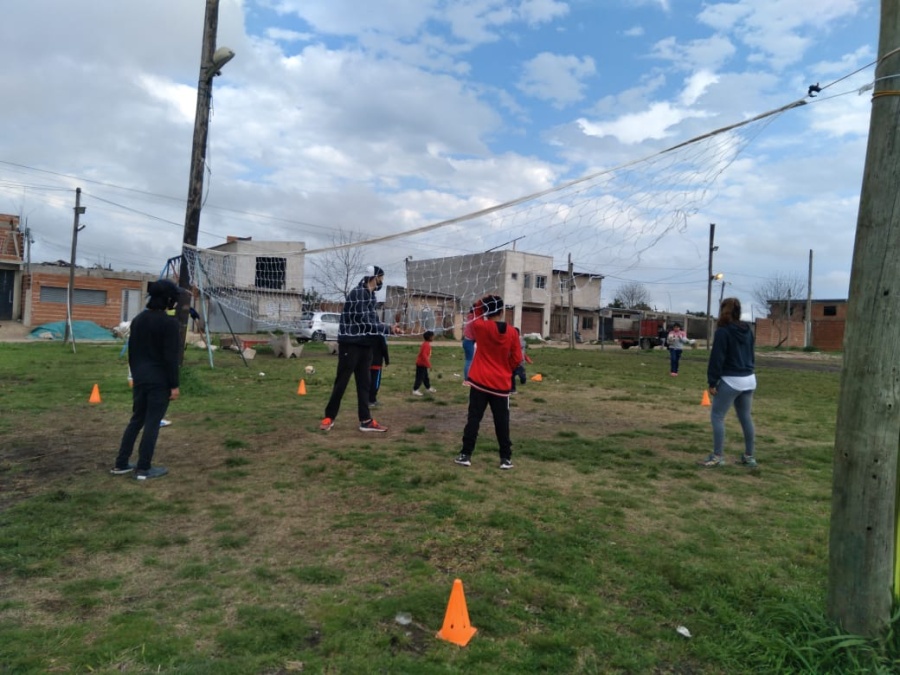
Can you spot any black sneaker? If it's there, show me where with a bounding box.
[134,467,168,481]
[499,459,514,470]
[109,463,135,475]
[454,454,471,467]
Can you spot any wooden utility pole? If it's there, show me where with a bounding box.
[568,254,575,349]
[63,188,85,350]
[178,0,224,360]
[705,223,716,349]
[805,250,813,348]
[827,0,900,637]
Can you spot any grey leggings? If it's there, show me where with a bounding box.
[711,381,755,457]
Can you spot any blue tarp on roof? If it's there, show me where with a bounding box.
[29,320,117,341]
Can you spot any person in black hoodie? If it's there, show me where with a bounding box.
[110,279,181,480]
[320,266,399,433]
[700,297,757,468]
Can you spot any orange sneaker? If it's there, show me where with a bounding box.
[319,417,334,431]
[359,419,388,433]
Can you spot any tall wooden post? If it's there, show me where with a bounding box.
[827,0,900,636]
[568,254,575,349]
[705,223,716,349]
[63,188,85,349]
[179,0,221,361]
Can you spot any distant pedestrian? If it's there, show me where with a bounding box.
[368,334,389,407]
[666,322,690,376]
[111,279,181,480]
[320,266,400,433]
[700,297,757,468]
[455,295,522,470]
[412,330,437,396]
[462,306,476,381]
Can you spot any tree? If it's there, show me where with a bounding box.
[310,230,366,301]
[752,273,806,348]
[300,288,324,313]
[614,282,651,310]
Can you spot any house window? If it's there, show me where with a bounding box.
[535,275,547,290]
[582,316,594,330]
[559,276,571,291]
[511,272,518,280]
[255,257,286,290]
[823,305,837,317]
[523,274,532,289]
[39,285,107,305]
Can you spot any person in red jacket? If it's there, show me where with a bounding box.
[455,295,522,470]
[412,330,436,396]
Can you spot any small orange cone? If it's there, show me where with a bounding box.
[297,379,307,395]
[530,373,543,382]
[701,390,711,406]
[89,384,102,404]
[436,578,477,647]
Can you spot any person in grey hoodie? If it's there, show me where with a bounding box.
[700,297,757,468]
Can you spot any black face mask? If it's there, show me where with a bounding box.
[375,277,384,292]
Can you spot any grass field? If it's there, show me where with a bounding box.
[0,339,897,673]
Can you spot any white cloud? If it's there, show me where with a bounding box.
[650,35,737,72]
[518,0,570,25]
[577,101,711,144]
[623,25,645,38]
[518,52,596,108]
[264,28,313,42]
[697,0,864,70]
[679,70,719,106]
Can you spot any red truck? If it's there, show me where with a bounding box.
[613,317,667,350]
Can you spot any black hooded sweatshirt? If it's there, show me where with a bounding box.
[707,322,755,388]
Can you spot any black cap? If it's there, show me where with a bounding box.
[148,279,179,300]
[481,294,504,317]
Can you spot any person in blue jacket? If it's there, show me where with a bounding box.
[700,297,757,468]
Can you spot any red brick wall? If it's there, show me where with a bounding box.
[755,317,845,351]
[27,272,149,329]
[754,318,806,348]
[811,319,846,351]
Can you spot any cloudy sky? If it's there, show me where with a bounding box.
[0,0,878,315]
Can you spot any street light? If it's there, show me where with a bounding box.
[178,0,234,356]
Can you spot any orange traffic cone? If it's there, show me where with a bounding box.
[297,379,307,395]
[701,390,711,406]
[436,578,477,647]
[530,373,543,382]
[89,384,102,404]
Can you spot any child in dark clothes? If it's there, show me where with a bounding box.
[369,335,389,406]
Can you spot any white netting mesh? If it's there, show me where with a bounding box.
[182,100,801,337]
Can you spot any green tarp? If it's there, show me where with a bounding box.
[28,321,117,341]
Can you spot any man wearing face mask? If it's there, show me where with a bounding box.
[321,265,399,432]
[110,279,181,480]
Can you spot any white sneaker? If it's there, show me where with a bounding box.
[427,387,437,393]
[411,390,423,397]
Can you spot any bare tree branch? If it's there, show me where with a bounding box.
[310,230,366,300]
[615,281,651,309]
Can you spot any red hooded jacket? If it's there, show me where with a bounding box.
[467,318,522,396]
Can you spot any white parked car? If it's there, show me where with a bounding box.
[297,311,340,342]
